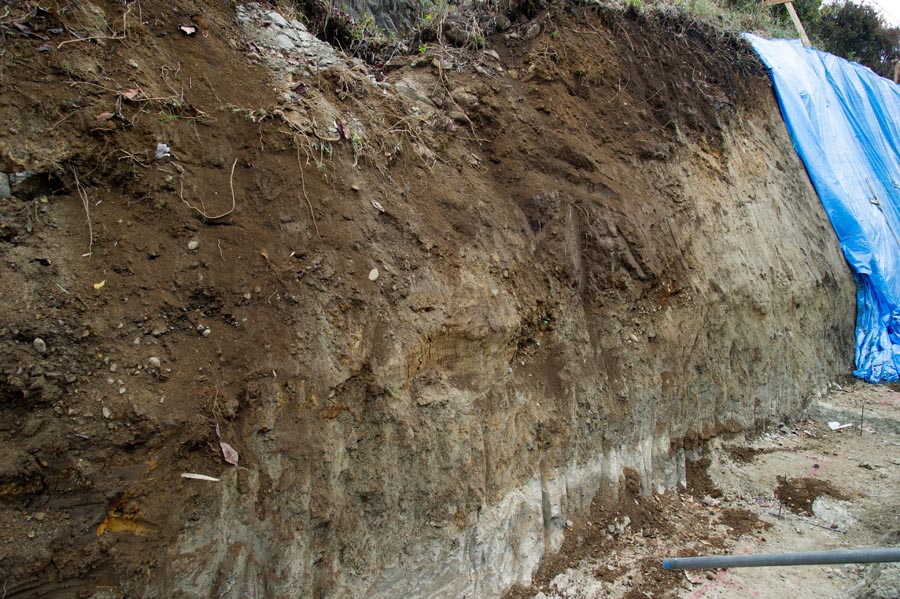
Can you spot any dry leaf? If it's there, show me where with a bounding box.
[119,88,141,101]
[220,441,239,466]
[181,472,220,482]
[187,104,208,118]
[95,112,115,121]
[214,421,240,466]
[93,280,106,290]
[684,571,704,585]
[370,199,385,212]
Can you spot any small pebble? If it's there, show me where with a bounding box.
[148,356,161,368]
[109,363,118,373]
[187,240,200,251]
[202,327,211,337]
[33,337,47,354]
[368,268,379,281]
[102,406,112,419]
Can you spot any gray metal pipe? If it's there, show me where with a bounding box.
[663,548,900,570]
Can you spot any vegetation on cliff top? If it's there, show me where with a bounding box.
[287,0,900,79]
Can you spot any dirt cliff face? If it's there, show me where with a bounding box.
[0,2,853,598]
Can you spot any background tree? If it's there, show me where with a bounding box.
[814,0,900,78]
[790,0,823,32]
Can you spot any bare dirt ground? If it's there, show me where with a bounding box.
[506,380,900,599]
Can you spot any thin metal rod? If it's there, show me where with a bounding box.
[663,548,900,570]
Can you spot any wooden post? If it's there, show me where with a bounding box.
[894,61,900,84]
[761,0,812,47]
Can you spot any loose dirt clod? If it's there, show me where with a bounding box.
[775,476,850,516]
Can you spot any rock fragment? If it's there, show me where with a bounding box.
[451,88,479,109]
[0,173,10,199]
[448,111,469,124]
[275,34,294,50]
[267,11,288,27]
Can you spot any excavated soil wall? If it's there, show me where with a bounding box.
[0,2,853,598]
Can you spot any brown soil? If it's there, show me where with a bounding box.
[718,507,771,536]
[685,457,722,498]
[725,445,786,463]
[0,0,852,597]
[775,476,850,516]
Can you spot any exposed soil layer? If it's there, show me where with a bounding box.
[0,1,854,597]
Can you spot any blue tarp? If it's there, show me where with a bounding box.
[747,35,900,382]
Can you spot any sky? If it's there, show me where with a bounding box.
[860,0,900,27]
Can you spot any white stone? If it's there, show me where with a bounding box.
[274,34,294,50]
[267,11,288,27]
[0,173,10,199]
